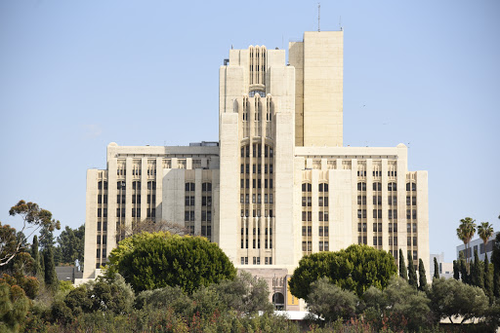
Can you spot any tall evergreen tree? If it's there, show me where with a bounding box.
[43,247,58,290]
[492,232,500,298]
[471,249,484,289]
[39,251,45,279]
[453,260,460,280]
[459,252,469,284]
[399,249,407,281]
[418,258,427,291]
[30,235,42,278]
[433,257,440,279]
[407,251,417,288]
[484,255,493,300]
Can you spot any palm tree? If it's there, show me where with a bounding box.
[477,222,494,260]
[456,217,476,264]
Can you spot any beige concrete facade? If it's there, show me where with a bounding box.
[82,31,429,309]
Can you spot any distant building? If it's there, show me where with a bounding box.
[81,31,429,309]
[56,266,83,283]
[430,253,453,279]
[457,231,498,262]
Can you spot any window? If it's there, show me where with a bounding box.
[357,182,367,191]
[388,182,397,191]
[373,182,382,191]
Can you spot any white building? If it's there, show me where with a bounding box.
[82,31,429,309]
[430,253,454,279]
[457,231,498,262]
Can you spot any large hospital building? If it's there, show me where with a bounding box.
[82,31,429,309]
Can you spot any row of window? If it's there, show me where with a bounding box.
[240,193,273,204]
[240,239,272,249]
[358,222,407,233]
[240,209,273,217]
[358,182,417,192]
[357,209,417,219]
[240,256,273,265]
[301,226,329,237]
[240,227,273,236]
[240,145,273,158]
[184,182,212,192]
[116,181,156,190]
[301,241,330,252]
[184,211,212,222]
[112,208,156,218]
[301,183,330,192]
[301,211,330,222]
[357,171,398,177]
[358,195,417,206]
[240,178,273,189]
[240,164,274,174]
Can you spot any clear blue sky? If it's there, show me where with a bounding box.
[1,0,498,262]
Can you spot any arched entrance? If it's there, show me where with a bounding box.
[272,292,285,310]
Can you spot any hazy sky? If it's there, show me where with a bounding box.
[1,0,498,262]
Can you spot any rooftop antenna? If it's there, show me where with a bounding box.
[318,3,321,32]
[339,15,343,31]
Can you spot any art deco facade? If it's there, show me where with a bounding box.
[82,31,429,309]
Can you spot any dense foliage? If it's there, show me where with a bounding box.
[106,231,236,293]
[289,244,397,298]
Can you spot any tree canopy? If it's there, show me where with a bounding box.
[2,200,60,267]
[456,217,476,262]
[106,231,236,293]
[57,225,85,265]
[429,277,489,324]
[288,244,397,299]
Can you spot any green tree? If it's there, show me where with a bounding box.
[456,217,476,264]
[484,254,493,300]
[433,257,439,279]
[399,248,407,281]
[471,249,484,289]
[477,222,494,260]
[407,251,417,288]
[57,225,85,265]
[418,258,427,291]
[106,231,236,293]
[362,276,432,332]
[458,251,469,284]
[210,271,273,315]
[30,235,42,278]
[0,282,30,332]
[429,277,489,324]
[4,200,60,267]
[43,246,58,291]
[492,232,500,298]
[453,260,459,280]
[289,244,397,299]
[306,277,358,322]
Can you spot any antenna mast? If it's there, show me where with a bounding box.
[318,3,321,32]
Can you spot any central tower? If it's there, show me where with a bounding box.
[218,44,296,267]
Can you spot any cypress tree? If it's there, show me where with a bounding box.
[453,260,460,280]
[43,247,59,291]
[418,258,427,291]
[433,257,440,279]
[459,252,469,284]
[492,233,500,298]
[484,255,493,300]
[407,251,417,288]
[40,251,45,279]
[471,249,484,288]
[31,235,42,278]
[399,249,407,281]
